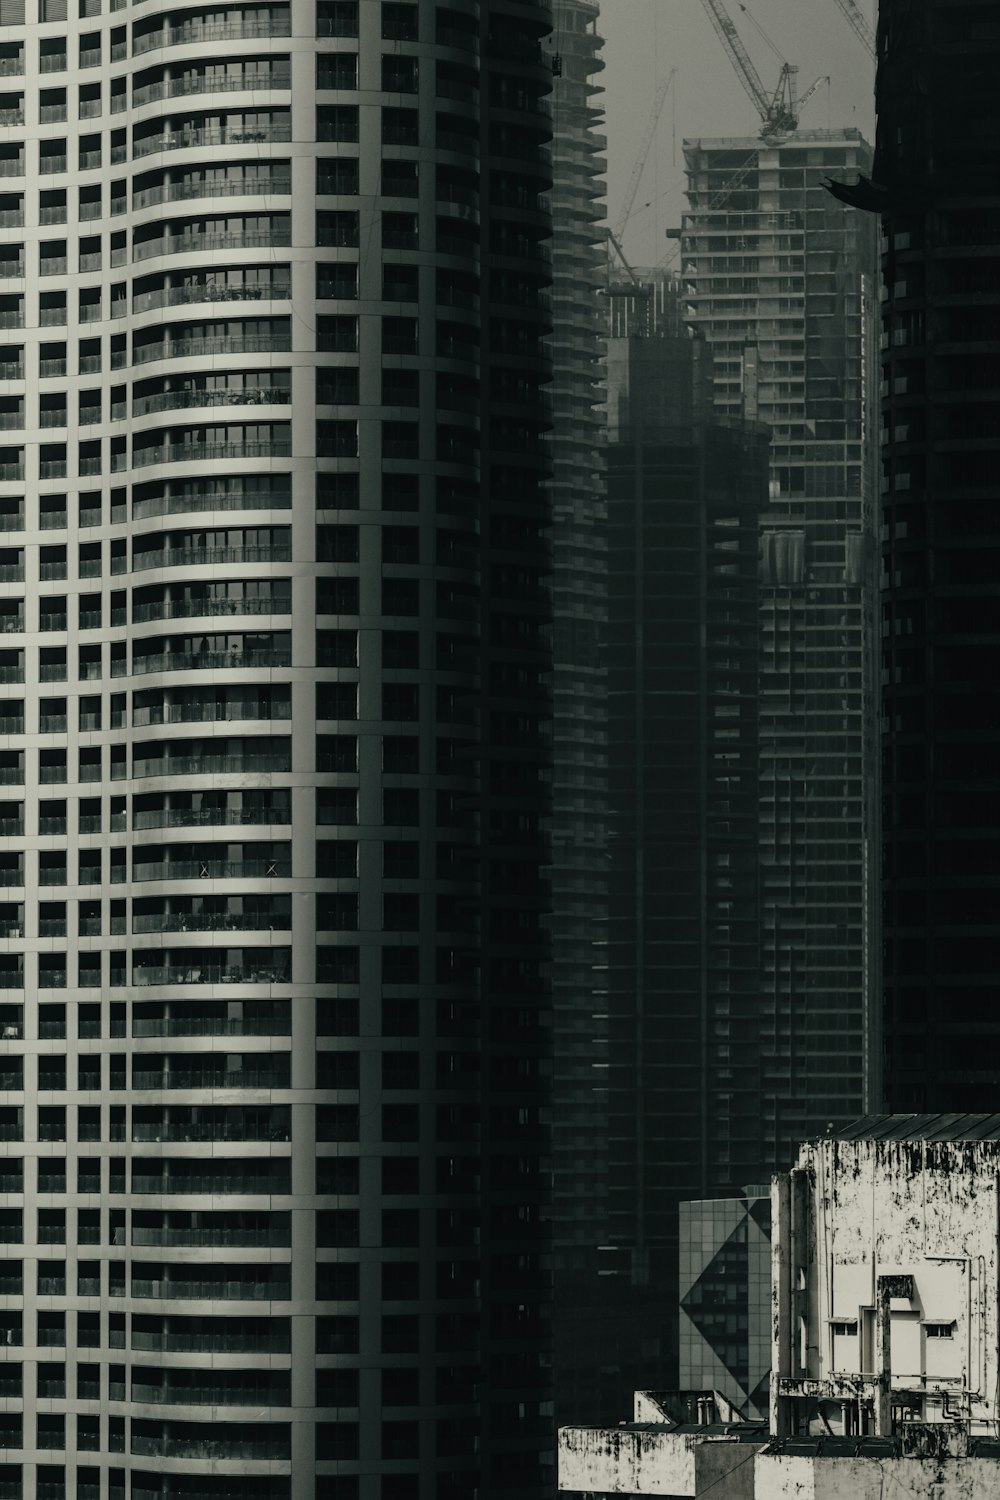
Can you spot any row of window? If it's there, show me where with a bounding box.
[0,1413,289,1462]
[0,599,436,639]
[0,155,300,209]
[0,948,468,1001]
[0,881,434,926]
[0,684,442,728]
[0,474,410,528]
[0,0,417,53]
[0,1106,291,1145]
[0,738,476,790]
[0,424,483,475]
[0,997,294,1039]
[0,884,438,934]
[0,1203,291,1240]
[0,0,415,34]
[0,540,296,584]
[0,790,290,832]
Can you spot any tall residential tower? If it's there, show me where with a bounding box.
[547,0,609,1428]
[0,1,556,1496]
[682,129,879,1170]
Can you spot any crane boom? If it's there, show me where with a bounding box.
[832,0,876,58]
[613,69,677,240]
[699,0,771,121]
[796,73,830,114]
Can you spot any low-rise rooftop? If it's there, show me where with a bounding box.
[834,1113,1000,1143]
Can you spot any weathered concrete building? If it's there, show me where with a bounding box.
[559,1391,767,1497]
[756,1431,1000,1500]
[560,1116,1000,1497]
[773,1116,1000,1439]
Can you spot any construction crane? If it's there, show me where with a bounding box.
[613,68,677,241]
[699,0,825,137]
[831,0,876,58]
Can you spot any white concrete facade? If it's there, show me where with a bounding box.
[755,1450,998,1500]
[0,0,559,1495]
[559,1425,763,1498]
[772,1122,1000,1440]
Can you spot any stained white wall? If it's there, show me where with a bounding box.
[794,1137,1000,1425]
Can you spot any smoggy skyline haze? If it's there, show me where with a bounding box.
[594,0,878,267]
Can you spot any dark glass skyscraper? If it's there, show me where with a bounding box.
[603,294,768,1394]
[868,0,1000,1110]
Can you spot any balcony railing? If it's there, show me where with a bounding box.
[132,70,290,108]
[133,440,291,467]
[133,334,290,364]
[131,1218,289,1248]
[132,911,289,934]
[133,123,292,158]
[132,596,289,622]
[131,1005,290,1037]
[133,751,289,777]
[133,280,290,316]
[133,176,291,209]
[133,387,290,417]
[134,543,291,570]
[133,229,291,261]
[132,1064,289,1088]
[132,858,291,882]
[132,648,290,674]
[133,19,291,54]
[131,1112,289,1144]
[133,804,288,830]
[130,1271,289,1299]
[132,699,288,725]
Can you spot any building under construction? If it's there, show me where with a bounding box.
[681,128,880,1178]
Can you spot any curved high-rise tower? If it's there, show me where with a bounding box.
[0,0,555,1495]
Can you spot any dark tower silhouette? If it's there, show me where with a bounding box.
[861,0,1000,1110]
[601,280,768,1400]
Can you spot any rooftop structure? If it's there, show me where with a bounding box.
[773,1117,1000,1440]
[560,1391,767,1497]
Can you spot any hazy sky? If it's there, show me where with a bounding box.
[595,0,878,266]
